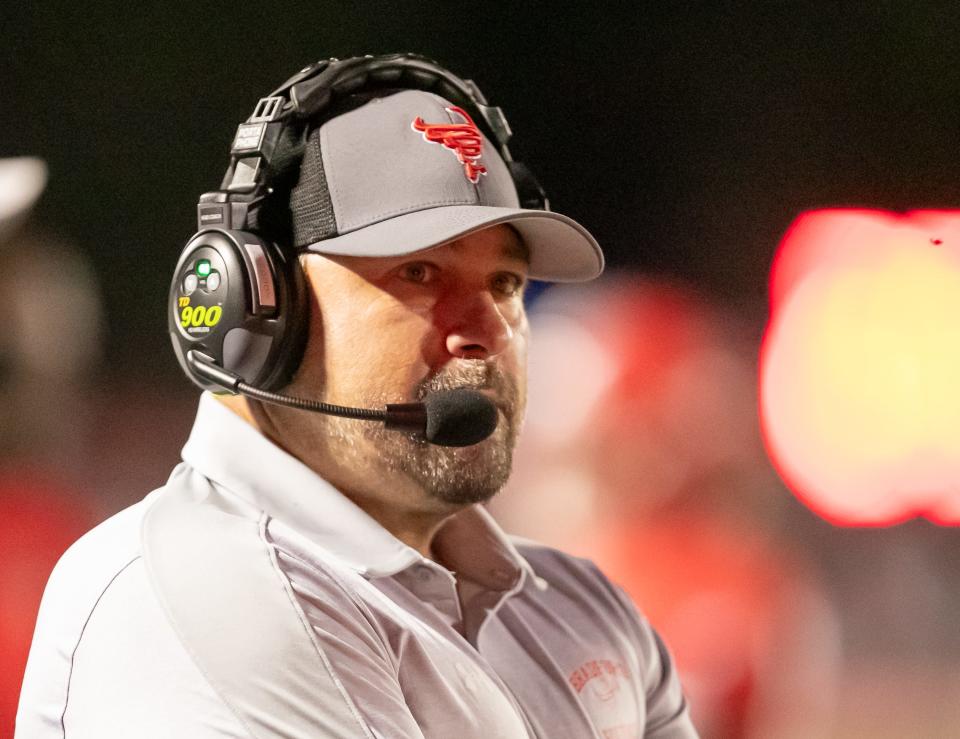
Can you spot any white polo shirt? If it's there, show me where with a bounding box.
[17,393,696,738]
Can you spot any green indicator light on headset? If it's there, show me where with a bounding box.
[196,259,212,277]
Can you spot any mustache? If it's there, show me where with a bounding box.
[416,360,519,416]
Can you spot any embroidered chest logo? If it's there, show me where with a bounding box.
[412,106,488,184]
[568,658,639,738]
[569,659,631,700]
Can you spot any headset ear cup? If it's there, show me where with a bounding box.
[507,161,549,211]
[169,229,308,395]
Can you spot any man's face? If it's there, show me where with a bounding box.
[268,224,530,511]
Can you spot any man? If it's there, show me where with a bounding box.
[17,57,697,737]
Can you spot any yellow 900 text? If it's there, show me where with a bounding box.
[180,305,223,329]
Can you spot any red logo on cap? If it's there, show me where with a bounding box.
[412,106,488,184]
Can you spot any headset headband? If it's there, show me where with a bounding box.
[196,54,547,235]
[276,55,513,148]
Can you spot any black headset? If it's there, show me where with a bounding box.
[168,53,548,397]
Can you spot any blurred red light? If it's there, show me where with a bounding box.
[761,209,960,525]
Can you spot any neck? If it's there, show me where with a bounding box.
[215,394,457,559]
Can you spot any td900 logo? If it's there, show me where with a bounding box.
[177,297,222,333]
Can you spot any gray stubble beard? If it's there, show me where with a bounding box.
[324,360,524,507]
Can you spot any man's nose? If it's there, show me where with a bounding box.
[444,292,513,359]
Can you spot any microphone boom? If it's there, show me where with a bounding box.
[186,351,497,447]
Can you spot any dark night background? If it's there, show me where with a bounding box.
[4,2,960,377]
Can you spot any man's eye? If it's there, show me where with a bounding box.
[492,272,525,297]
[399,262,437,284]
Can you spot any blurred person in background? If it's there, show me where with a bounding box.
[493,276,841,738]
[0,157,102,736]
[17,56,699,737]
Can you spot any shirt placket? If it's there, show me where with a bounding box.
[396,562,464,628]
[395,561,541,739]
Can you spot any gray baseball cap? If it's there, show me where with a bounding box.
[288,89,603,282]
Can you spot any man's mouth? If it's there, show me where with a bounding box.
[422,384,508,416]
[415,360,517,422]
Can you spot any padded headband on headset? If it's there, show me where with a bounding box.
[277,55,514,151]
[198,54,548,236]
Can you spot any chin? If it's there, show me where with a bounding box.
[415,428,516,507]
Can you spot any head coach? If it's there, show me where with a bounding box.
[17,55,697,738]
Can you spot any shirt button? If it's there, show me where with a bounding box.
[415,565,432,583]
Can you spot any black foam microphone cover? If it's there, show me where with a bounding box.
[422,389,499,447]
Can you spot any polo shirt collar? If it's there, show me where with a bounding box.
[181,393,532,590]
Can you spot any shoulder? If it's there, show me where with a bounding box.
[33,464,198,633]
[510,537,677,689]
[509,537,697,734]
[29,490,155,663]
[17,465,242,738]
[17,489,145,735]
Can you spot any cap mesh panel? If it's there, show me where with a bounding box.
[255,89,408,248]
[289,128,337,247]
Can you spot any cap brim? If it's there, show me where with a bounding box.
[301,205,604,282]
